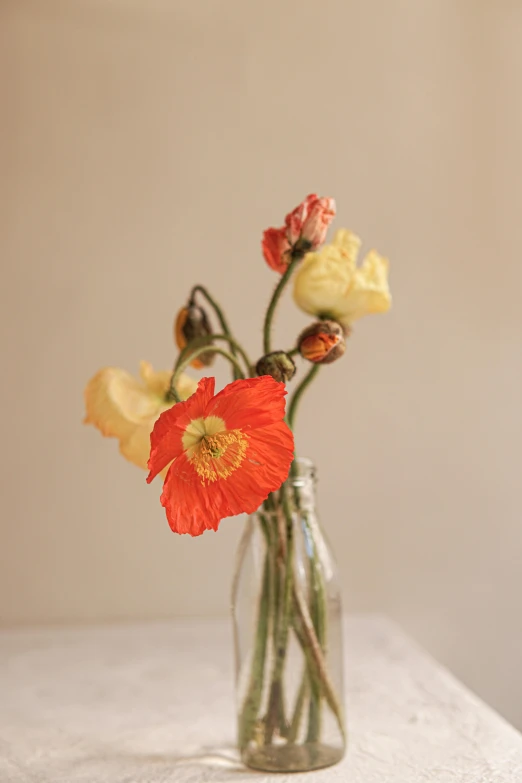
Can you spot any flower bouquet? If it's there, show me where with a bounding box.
[84,194,391,773]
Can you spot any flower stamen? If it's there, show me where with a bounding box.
[192,429,248,483]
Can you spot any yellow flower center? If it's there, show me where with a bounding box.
[182,416,248,484]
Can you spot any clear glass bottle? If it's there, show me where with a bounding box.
[232,458,346,772]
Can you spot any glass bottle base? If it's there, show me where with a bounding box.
[243,742,345,773]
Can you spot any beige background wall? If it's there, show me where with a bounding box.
[2,0,522,728]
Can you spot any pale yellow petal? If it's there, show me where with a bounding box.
[140,360,197,402]
[84,367,158,440]
[338,251,391,327]
[293,245,354,321]
[293,228,391,327]
[332,229,362,265]
[118,410,169,470]
[139,360,170,397]
[119,397,173,475]
[174,372,198,401]
[293,229,362,320]
[118,422,154,470]
[85,361,197,471]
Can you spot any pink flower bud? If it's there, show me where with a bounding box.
[285,194,336,249]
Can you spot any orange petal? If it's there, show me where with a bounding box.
[147,377,215,482]
[195,420,294,520]
[158,419,294,536]
[262,227,291,274]
[238,420,295,493]
[161,452,222,535]
[300,333,338,363]
[207,376,288,432]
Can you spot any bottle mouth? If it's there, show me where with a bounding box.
[287,457,316,486]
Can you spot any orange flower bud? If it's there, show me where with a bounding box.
[298,320,346,365]
[174,305,215,368]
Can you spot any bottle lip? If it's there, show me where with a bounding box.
[287,457,316,485]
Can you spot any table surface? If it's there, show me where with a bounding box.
[1,616,521,783]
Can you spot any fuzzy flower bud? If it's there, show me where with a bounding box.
[256,351,297,383]
[174,305,215,368]
[298,320,346,365]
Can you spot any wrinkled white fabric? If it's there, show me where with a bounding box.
[1,617,521,783]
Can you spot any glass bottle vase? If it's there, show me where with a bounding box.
[231,458,346,772]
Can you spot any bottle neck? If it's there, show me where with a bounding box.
[285,458,317,513]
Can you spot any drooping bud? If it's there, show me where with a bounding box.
[174,305,215,368]
[298,320,346,364]
[256,351,297,383]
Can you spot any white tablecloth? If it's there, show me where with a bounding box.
[1,616,521,782]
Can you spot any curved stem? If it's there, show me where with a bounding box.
[263,253,301,355]
[287,364,320,430]
[167,345,245,402]
[214,335,253,375]
[177,333,253,378]
[190,285,241,380]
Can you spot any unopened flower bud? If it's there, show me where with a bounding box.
[285,194,336,249]
[174,305,215,368]
[256,351,296,383]
[298,320,346,364]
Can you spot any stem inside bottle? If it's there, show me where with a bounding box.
[232,458,346,772]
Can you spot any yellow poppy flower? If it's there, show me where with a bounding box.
[84,361,197,471]
[293,229,391,330]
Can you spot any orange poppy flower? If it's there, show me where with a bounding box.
[147,375,295,536]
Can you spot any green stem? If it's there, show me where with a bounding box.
[261,500,289,739]
[284,463,327,742]
[167,345,245,402]
[292,583,346,742]
[287,347,299,357]
[177,333,253,378]
[305,513,327,743]
[190,285,241,380]
[263,484,295,742]
[287,364,320,430]
[287,671,310,744]
[263,253,302,355]
[237,543,272,751]
[259,514,275,667]
[214,335,253,376]
[258,512,272,545]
